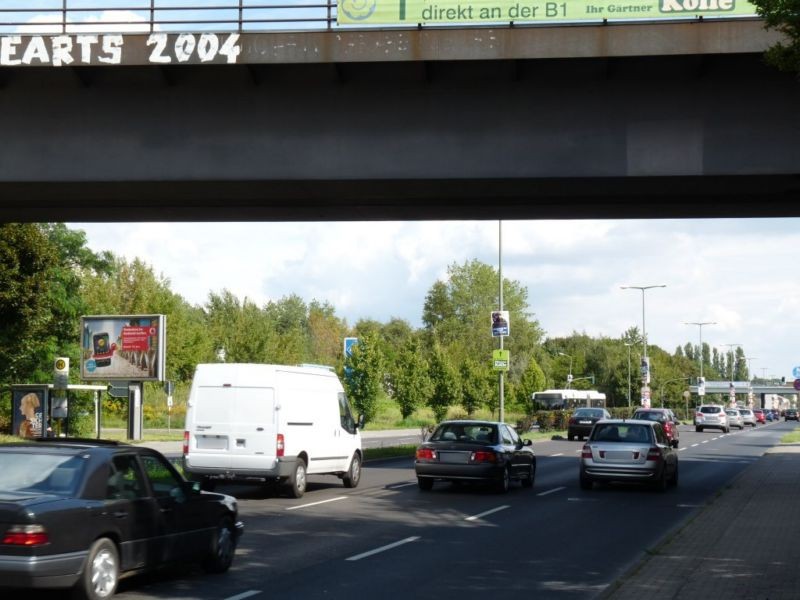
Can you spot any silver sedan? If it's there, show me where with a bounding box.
[726,409,744,430]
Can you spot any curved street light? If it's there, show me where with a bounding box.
[558,352,573,389]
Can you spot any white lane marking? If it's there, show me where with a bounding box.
[224,591,261,600]
[677,504,704,508]
[678,447,686,451]
[465,505,510,521]
[537,486,565,497]
[701,440,709,444]
[388,482,417,489]
[550,453,564,457]
[286,496,347,511]
[346,536,420,561]
[691,443,699,447]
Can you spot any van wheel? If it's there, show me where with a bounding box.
[342,454,361,488]
[287,460,307,498]
[73,537,118,600]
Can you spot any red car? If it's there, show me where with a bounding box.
[753,409,767,424]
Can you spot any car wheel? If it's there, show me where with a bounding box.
[568,433,574,441]
[579,473,593,491]
[73,537,118,600]
[417,477,434,491]
[653,467,668,492]
[496,466,511,493]
[696,426,703,432]
[521,463,535,489]
[723,427,730,434]
[342,453,361,488]
[202,516,236,574]
[286,459,307,498]
[669,462,679,487]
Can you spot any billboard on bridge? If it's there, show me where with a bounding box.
[338,0,758,25]
[80,315,166,382]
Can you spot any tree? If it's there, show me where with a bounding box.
[343,332,385,423]
[427,344,461,422]
[751,0,800,75]
[514,357,546,413]
[460,358,492,416]
[392,337,432,420]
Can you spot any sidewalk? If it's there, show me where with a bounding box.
[599,444,800,600]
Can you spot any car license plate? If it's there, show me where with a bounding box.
[438,452,470,464]
[579,420,592,424]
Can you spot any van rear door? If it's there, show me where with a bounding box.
[189,385,235,469]
[228,386,277,470]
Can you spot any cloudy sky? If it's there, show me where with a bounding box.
[70,218,800,381]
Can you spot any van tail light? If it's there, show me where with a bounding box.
[646,447,662,462]
[183,431,189,455]
[276,434,285,457]
[470,450,498,463]
[416,448,437,460]
[3,525,49,546]
[581,445,592,459]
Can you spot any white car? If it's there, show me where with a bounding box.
[738,408,757,427]
[725,409,744,430]
[695,404,729,433]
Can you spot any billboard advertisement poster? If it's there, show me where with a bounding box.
[80,315,166,381]
[12,385,48,438]
[491,310,510,337]
[338,0,758,25]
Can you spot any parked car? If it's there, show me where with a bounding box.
[567,407,612,441]
[0,438,243,600]
[579,419,678,491]
[739,408,757,427]
[753,409,767,424]
[694,404,729,433]
[725,409,745,430]
[785,409,799,421]
[631,408,681,447]
[415,420,536,492]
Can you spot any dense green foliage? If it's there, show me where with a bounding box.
[0,224,756,436]
[751,0,800,75]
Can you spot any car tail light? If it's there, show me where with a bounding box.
[2,525,48,546]
[416,448,437,460]
[276,434,285,457]
[183,430,189,455]
[581,445,592,459]
[568,417,577,425]
[470,450,498,463]
[646,447,662,462]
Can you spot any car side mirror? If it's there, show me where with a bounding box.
[523,439,533,447]
[357,414,366,429]
[190,481,201,494]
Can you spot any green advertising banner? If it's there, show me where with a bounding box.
[337,0,757,25]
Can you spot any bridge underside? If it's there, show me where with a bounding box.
[0,42,798,222]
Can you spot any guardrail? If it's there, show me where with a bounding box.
[0,1,340,34]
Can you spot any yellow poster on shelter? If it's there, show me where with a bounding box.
[337,0,757,25]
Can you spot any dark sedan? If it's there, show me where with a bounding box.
[0,438,243,600]
[568,407,611,441]
[415,420,536,493]
[785,409,799,421]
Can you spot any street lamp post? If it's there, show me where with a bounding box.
[624,342,633,409]
[559,352,573,389]
[621,284,666,407]
[684,321,716,380]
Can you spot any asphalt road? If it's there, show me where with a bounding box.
[24,420,791,600]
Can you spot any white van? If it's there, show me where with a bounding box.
[182,363,364,498]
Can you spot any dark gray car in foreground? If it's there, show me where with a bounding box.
[0,438,243,600]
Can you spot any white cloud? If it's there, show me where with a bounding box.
[71,218,800,380]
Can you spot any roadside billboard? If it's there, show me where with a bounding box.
[11,385,48,438]
[80,315,166,381]
[338,0,758,25]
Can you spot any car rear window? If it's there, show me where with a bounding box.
[700,406,723,414]
[574,409,605,418]
[0,452,85,496]
[592,423,651,443]
[633,411,665,422]
[431,424,497,444]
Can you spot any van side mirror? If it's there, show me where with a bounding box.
[357,414,366,429]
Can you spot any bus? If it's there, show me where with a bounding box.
[532,389,607,411]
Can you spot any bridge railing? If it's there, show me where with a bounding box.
[0,1,344,34]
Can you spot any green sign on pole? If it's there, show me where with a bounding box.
[493,349,510,371]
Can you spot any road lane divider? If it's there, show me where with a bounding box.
[537,486,565,497]
[386,482,417,489]
[465,505,510,521]
[286,496,347,511]
[224,591,261,600]
[550,453,564,457]
[346,536,421,561]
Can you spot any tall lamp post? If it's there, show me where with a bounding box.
[621,284,666,407]
[684,321,716,381]
[559,352,573,389]
[624,342,633,409]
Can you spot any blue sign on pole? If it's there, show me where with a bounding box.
[792,366,800,379]
[344,337,358,379]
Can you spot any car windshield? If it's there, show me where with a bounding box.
[431,424,497,444]
[592,423,651,443]
[574,409,605,418]
[0,452,85,496]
